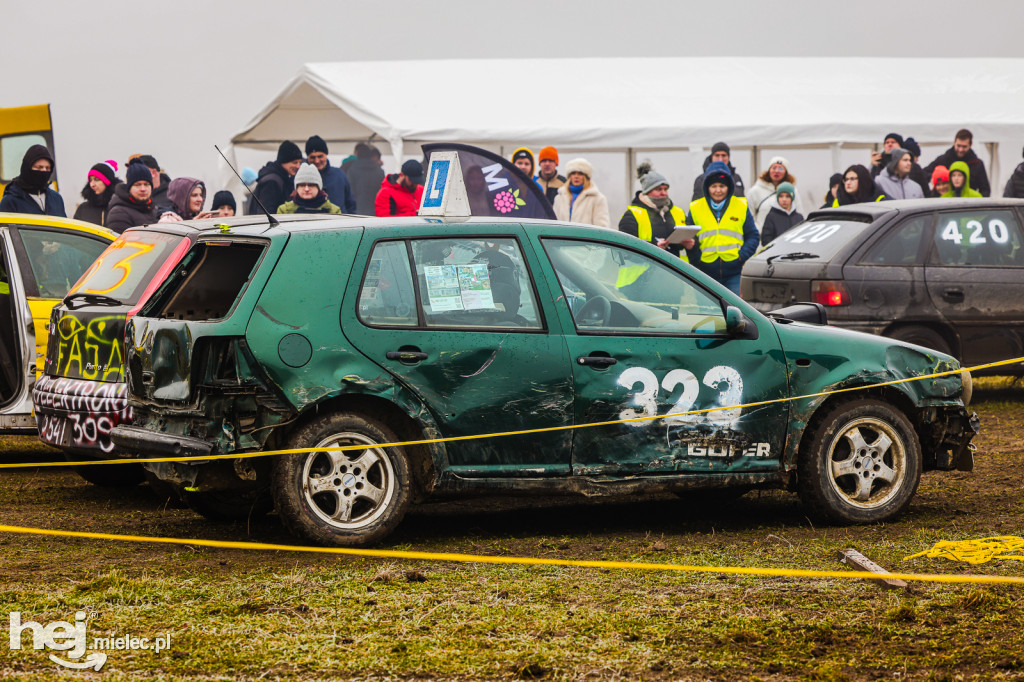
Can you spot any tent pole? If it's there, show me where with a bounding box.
[831,142,843,173]
[751,145,758,182]
[626,148,635,203]
[988,142,999,194]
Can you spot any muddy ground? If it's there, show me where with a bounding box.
[0,381,1022,680]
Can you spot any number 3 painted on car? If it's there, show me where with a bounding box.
[616,366,743,427]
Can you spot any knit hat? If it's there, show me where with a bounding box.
[884,132,904,147]
[88,160,118,186]
[130,154,159,171]
[511,148,535,169]
[903,137,922,158]
[305,135,328,156]
[126,162,152,187]
[211,190,236,211]
[828,173,843,188]
[241,167,258,186]
[768,156,789,171]
[293,163,323,189]
[776,182,795,199]
[538,146,559,164]
[711,141,730,156]
[565,158,593,179]
[641,169,669,194]
[931,165,950,184]
[276,140,303,164]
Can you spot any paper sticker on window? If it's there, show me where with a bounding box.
[424,263,495,311]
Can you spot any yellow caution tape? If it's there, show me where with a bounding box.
[905,536,1024,565]
[0,523,1021,585]
[4,355,1018,471]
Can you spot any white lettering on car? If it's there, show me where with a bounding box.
[940,218,1010,245]
[684,442,772,458]
[781,223,841,244]
[617,366,742,427]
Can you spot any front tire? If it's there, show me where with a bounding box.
[272,412,411,546]
[798,399,921,524]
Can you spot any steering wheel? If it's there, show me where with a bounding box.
[575,295,611,327]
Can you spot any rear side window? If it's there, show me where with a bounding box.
[932,209,1024,267]
[143,240,265,321]
[70,230,187,304]
[357,241,417,326]
[18,228,109,298]
[861,215,931,265]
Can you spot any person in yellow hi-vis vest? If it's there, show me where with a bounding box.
[684,161,760,295]
[617,162,689,264]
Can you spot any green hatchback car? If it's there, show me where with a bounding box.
[111,214,978,546]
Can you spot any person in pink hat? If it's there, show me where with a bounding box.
[73,160,121,226]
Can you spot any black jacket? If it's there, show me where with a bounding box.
[691,155,745,202]
[760,207,804,245]
[923,147,991,197]
[0,182,66,217]
[73,181,120,227]
[1003,162,1024,199]
[106,184,157,234]
[618,192,684,256]
[250,162,294,214]
[346,158,385,216]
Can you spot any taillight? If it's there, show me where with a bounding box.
[811,280,850,306]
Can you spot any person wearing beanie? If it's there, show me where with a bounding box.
[930,166,951,198]
[870,133,905,179]
[348,143,385,215]
[0,145,66,216]
[106,163,158,233]
[277,163,343,215]
[684,161,759,295]
[305,135,356,213]
[158,178,214,222]
[375,159,425,217]
[618,162,688,261]
[126,154,173,210]
[1002,147,1024,198]
[941,161,983,199]
[249,141,303,214]
[899,137,933,197]
[534,146,565,205]
[835,164,887,206]
[73,160,121,226]
[874,149,924,200]
[510,148,536,179]
[760,181,804,245]
[211,190,237,216]
[746,156,803,228]
[923,129,991,197]
[691,142,746,202]
[553,158,609,228]
[821,173,843,208]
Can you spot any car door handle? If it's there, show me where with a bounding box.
[577,355,617,368]
[942,288,965,303]
[386,350,428,362]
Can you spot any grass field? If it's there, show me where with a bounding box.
[0,379,1022,680]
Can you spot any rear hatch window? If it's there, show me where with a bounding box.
[46,230,191,383]
[140,239,266,321]
[753,216,877,264]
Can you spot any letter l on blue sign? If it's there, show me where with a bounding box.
[422,160,450,208]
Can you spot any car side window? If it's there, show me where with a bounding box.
[932,210,1024,267]
[17,228,109,298]
[862,215,931,265]
[410,238,542,329]
[543,239,726,334]
[357,241,418,326]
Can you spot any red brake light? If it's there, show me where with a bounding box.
[811,280,850,306]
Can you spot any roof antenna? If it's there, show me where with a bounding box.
[215,144,278,227]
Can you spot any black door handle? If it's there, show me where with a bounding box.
[386,350,428,362]
[942,288,965,303]
[577,355,617,368]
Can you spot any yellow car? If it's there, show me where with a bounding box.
[0,213,114,433]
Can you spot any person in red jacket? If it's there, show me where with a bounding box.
[375,160,425,217]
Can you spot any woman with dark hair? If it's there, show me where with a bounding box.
[0,145,66,216]
[157,177,215,222]
[835,164,887,206]
[73,160,120,226]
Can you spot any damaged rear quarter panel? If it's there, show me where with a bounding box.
[773,320,967,467]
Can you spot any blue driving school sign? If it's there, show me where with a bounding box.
[422,159,450,209]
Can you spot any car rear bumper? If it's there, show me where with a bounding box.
[32,375,131,454]
[109,425,214,459]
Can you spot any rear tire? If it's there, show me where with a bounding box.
[272,412,411,546]
[69,454,145,488]
[798,399,921,524]
[888,326,952,357]
[184,488,273,522]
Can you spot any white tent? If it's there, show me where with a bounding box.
[228,58,1024,210]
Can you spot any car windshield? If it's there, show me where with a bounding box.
[68,230,189,305]
[757,216,877,261]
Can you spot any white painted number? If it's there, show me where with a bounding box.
[941,218,1014,246]
[782,223,841,244]
[618,366,742,427]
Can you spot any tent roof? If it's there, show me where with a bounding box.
[232,57,1024,153]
